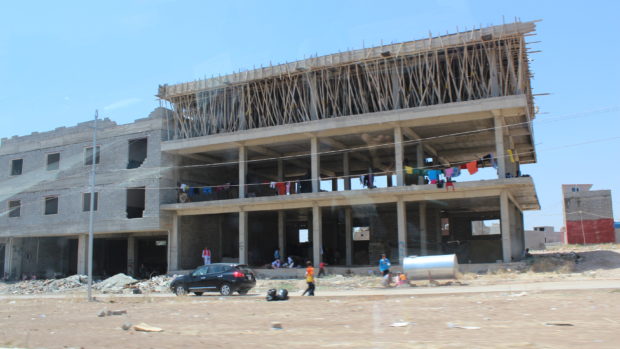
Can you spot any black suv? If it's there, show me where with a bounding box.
[170,263,256,296]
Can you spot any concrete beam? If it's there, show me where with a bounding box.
[311,137,319,193]
[500,190,511,263]
[494,115,506,179]
[239,146,247,198]
[278,211,285,260]
[394,127,404,186]
[402,127,450,166]
[345,207,352,266]
[239,211,248,264]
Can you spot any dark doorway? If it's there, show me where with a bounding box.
[93,239,127,277]
[136,237,167,278]
[0,244,5,275]
[68,239,78,275]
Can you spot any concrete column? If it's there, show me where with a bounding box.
[331,178,338,192]
[343,152,351,190]
[312,204,322,267]
[238,146,247,198]
[396,199,407,265]
[168,214,180,271]
[306,73,319,120]
[494,115,506,179]
[345,207,352,266]
[500,191,512,263]
[311,137,319,193]
[278,211,286,260]
[77,234,88,275]
[420,202,427,255]
[239,211,248,264]
[386,174,393,187]
[127,236,136,276]
[3,238,16,278]
[394,127,404,186]
[416,143,424,184]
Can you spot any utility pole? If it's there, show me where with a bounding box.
[87,110,98,301]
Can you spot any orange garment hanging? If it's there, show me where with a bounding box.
[466,160,478,175]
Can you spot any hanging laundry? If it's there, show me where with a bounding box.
[466,161,478,175]
[368,173,374,188]
[275,182,286,195]
[427,170,441,181]
[452,167,461,177]
[187,187,195,197]
[507,149,515,163]
[269,182,276,189]
[490,152,497,169]
[202,187,212,194]
[459,164,467,170]
[444,167,455,178]
[430,179,438,184]
[285,181,291,195]
[404,166,413,175]
[180,183,188,192]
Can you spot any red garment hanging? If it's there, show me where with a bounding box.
[275,182,286,195]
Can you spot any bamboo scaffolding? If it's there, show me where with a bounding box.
[161,28,533,140]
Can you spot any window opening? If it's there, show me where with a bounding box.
[298,228,309,243]
[471,219,500,235]
[127,138,147,169]
[47,153,60,171]
[84,146,100,165]
[126,187,145,218]
[8,200,21,217]
[82,192,99,212]
[11,159,23,175]
[45,196,59,215]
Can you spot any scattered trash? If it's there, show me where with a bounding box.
[509,292,528,297]
[544,322,574,327]
[390,322,410,327]
[271,322,283,330]
[133,323,163,332]
[121,322,132,331]
[447,322,481,330]
[97,309,107,317]
[266,288,289,301]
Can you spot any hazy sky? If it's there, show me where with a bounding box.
[1,0,618,229]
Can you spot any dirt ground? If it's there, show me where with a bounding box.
[1,245,619,348]
[1,288,619,349]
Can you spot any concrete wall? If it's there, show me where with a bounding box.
[563,189,615,244]
[0,108,173,239]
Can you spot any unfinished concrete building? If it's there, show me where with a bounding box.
[0,109,175,279]
[562,184,616,244]
[159,21,541,271]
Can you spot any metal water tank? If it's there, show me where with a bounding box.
[403,254,458,279]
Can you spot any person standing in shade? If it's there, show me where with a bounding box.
[302,261,315,296]
[202,247,211,265]
[379,254,391,286]
[318,261,327,277]
[274,248,280,261]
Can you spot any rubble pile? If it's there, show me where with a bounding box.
[93,273,138,293]
[134,275,174,293]
[0,274,88,295]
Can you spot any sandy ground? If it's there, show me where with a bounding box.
[1,245,619,348]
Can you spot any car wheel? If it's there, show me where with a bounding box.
[219,283,232,296]
[194,292,203,296]
[238,289,249,295]
[175,285,187,296]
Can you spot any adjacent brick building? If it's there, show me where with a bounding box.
[562,184,616,244]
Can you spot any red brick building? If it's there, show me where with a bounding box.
[562,185,615,244]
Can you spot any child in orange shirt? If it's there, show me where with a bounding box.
[302,261,315,296]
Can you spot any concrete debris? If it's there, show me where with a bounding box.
[93,274,138,293]
[133,323,163,332]
[97,309,107,317]
[121,322,133,331]
[107,310,127,316]
[271,322,283,330]
[0,274,88,295]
